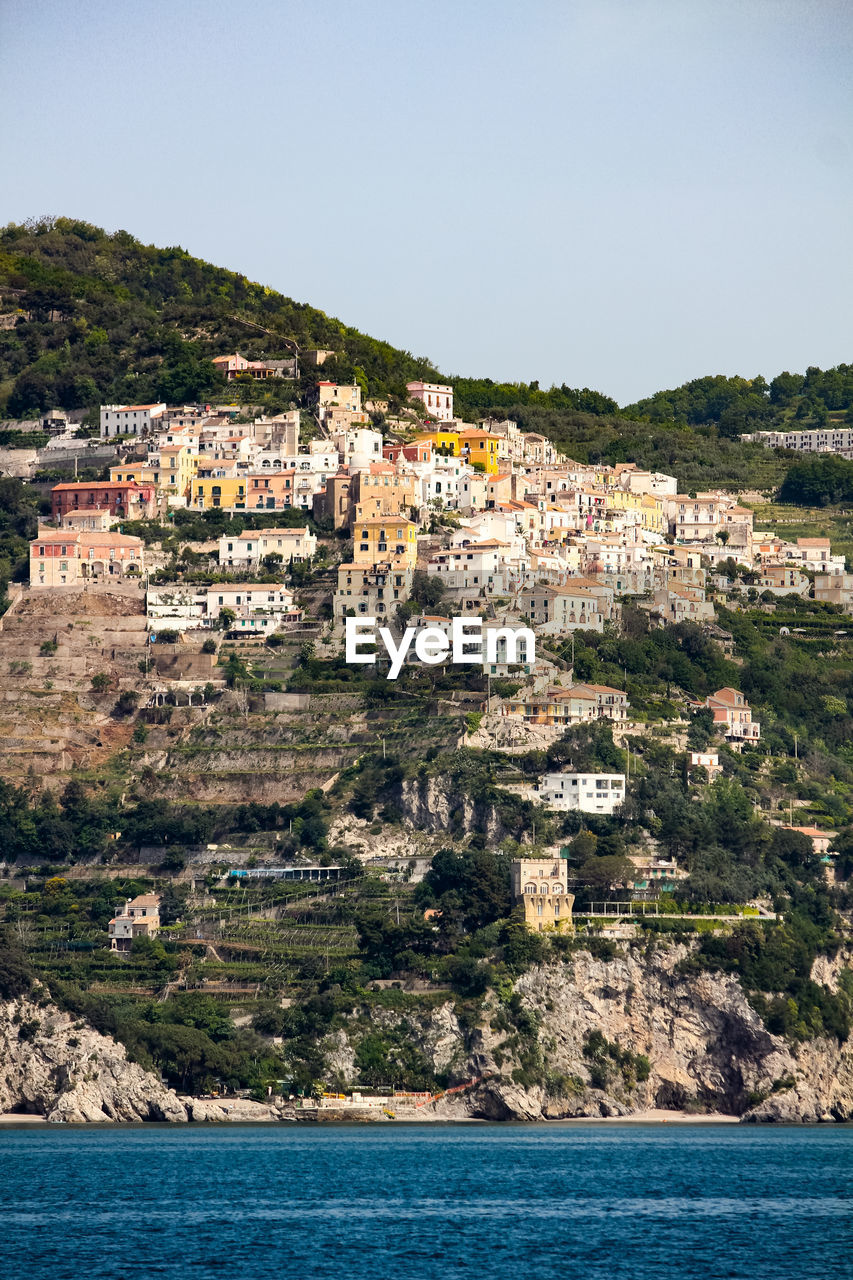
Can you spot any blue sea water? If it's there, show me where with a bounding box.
[1,1123,851,1280]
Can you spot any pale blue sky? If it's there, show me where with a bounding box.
[1,0,851,403]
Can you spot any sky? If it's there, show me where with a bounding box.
[1,0,851,404]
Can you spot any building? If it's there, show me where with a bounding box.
[538,772,626,815]
[746,426,853,458]
[406,381,454,423]
[51,480,158,521]
[457,429,500,475]
[30,528,144,587]
[351,466,419,523]
[212,353,296,381]
[313,474,352,530]
[501,683,628,728]
[510,857,574,932]
[218,527,317,568]
[521,585,605,634]
[651,584,715,624]
[247,471,302,510]
[194,470,246,510]
[689,750,722,781]
[703,687,760,745]
[109,894,160,953]
[333,560,413,623]
[814,572,853,609]
[626,855,687,898]
[352,517,418,568]
[332,426,383,467]
[317,382,362,418]
[782,825,837,859]
[147,583,300,632]
[99,403,166,439]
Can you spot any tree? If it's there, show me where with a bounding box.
[575,854,632,889]
[411,571,446,611]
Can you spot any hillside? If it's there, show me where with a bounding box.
[1,216,848,493]
[0,217,852,1119]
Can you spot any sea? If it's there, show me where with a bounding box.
[2,1123,851,1280]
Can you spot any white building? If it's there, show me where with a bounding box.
[538,772,626,814]
[147,583,300,632]
[218,527,317,568]
[100,403,167,439]
[746,427,853,458]
[332,426,383,468]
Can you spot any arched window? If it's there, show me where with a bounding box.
[525,883,537,894]
[539,883,549,894]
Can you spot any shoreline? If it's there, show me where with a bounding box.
[564,1109,740,1124]
[0,1107,742,1126]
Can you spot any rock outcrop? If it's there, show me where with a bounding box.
[0,994,187,1122]
[464,945,853,1122]
[398,776,509,842]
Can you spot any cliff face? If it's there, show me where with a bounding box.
[465,945,853,1123]
[398,777,508,842]
[328,943,853,1123]
[0,994,187,1122]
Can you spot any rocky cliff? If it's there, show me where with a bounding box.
[0,992,188,1122]
[398,776,510,842]
[327,941,853,1123]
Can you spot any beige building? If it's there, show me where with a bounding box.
[333,560,414,623]
[109,894,161,953]
[511,857,575,932]
[814,572,853,610]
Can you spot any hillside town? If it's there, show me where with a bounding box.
[9,362,850,919]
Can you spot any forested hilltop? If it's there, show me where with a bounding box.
[0,216,850,491]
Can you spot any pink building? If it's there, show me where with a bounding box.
[30,528,144,588]
[704,687,760,744]
[406,381,454,423]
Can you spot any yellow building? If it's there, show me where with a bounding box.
[415,429,460,456]
[458,429,500,474]
[156,444,199,499]
[605,489,644,513]
[511,857,575,932]
[194,471,246,510]
[111,444,198,501]
[639,493,667,534]
[353,466,419,524]
[110,462,160,487]
[352,517,418,567]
